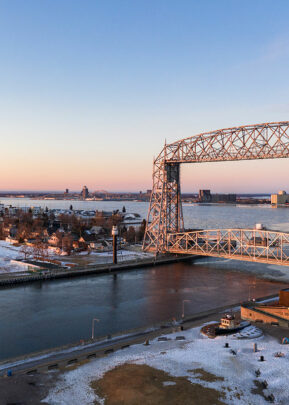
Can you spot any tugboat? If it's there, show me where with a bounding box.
[201,314,250,338]
[215,314,249,335]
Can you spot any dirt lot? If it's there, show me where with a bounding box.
[91,363,227,405]
[0,372,57,405]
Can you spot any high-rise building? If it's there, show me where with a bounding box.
[271,191,289,205]
[198,190,211,202]
[82,186,89,199]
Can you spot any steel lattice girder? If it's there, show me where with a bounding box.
[166,229,289,265]
[165,121,289,163]
[143,121,289,256]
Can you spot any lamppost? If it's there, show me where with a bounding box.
[249,284,256,301]
[112,226,118,264]
[182,300,191,318]
[91,318,100,340]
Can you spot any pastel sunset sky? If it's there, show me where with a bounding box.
[1,0,289,193]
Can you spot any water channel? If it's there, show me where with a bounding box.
[0,260,287,361]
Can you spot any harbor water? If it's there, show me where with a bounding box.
[1,200,289,360]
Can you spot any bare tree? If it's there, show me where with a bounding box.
[62,234,73,255]
[20,245,33,260]
[32,240,48,261]
[126,226,136,243]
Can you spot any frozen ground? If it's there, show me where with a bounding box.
[0,241,24,273]
[0,240,154,274]
[90,249,153,260]
[44,323,289,404]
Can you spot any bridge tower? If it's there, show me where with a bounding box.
[143,144,184,253]
[143,121,289,254]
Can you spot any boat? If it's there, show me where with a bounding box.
[214,314,250,335]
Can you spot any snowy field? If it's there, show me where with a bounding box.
[89,249,154,261]
[44,323,289,404]
[0,240,154,274]
[0,241,24,273]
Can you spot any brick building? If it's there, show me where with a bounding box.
[241,289,289,328]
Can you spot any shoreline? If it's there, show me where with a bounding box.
[0,289,286,376]
[2,252,289,287]
[0,254,196,288]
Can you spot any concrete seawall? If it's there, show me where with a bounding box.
[0,255,198,287]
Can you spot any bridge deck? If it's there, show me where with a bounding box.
[166,228,289,267]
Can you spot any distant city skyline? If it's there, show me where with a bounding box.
[1,1,289,192]
[0,188,277,195]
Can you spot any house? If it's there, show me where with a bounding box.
[89,240,111,251]
[6,225,18,238]
[48,246,61,254]
[25,238,39,247]
[31,206,43,216]
[48,232,64,247]
[5,236,18,244]
[89,242,105,251]
[78,233,98,243]
[95,210,114,218]
[90,226,104,235]
[47,225,60,236]
[77,233,99,250]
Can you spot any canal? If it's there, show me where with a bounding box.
[0,259,287,361]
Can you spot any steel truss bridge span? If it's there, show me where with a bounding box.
[143,121,289,260]
[167,228,289,266]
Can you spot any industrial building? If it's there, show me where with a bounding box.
[241,289,289,328]
[82,186,89,199]
[271,190,289,205]
[198,190,236,203]
[198,190,211,202]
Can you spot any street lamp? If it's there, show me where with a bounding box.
[249,284,256,301]
[182,300,191,318]
[112,226,118,264]
[91,318,100,340]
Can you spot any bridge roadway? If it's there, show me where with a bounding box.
[0,291,283,377]
[166,228,289,267]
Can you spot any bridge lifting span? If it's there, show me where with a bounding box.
[143,121,289,265]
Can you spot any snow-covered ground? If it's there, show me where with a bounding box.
[44,323,289,404]
[0,239,154,274]
[0,241,24,273]
[90,250,154,261]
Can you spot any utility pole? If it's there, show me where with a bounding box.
[112,226,118,264]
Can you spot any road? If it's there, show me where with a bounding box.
[0,327,160,376]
